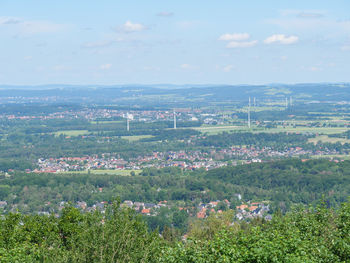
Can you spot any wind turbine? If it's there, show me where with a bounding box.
[125,112,133,131]
[248,97,251,128]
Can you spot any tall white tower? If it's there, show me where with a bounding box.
[126,115,130,131]
[289,96,293,107]
[126,112,133,131]
[248,97,251,128]
[173,109,177,129]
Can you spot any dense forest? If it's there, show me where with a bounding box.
[1,199,350,262]
[196,131,311,148]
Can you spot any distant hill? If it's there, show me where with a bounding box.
[0,83,349,105]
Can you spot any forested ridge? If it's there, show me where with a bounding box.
[1,159,350,214]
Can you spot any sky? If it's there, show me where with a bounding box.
[0,0,349,85]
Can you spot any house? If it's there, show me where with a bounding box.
[236,204,248,210]
[144,203,156,209]
[123,200,133,208]
[249,206,258,212]
[251,202,260,206]
[141,209,151,215]
[197,208,207,219]
[209,201,218,207]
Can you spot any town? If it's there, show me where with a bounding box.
[34,145,341,174]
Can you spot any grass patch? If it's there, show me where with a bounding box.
[193,125,242,135]
[121,135,154,141]
[310,154,350,160]
[308,135,350,145]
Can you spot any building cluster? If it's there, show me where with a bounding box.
[0,197,272,223]
[0,108,204,122]
[33,145,341,173]
[34,150,228,173]
[235,202,271,221]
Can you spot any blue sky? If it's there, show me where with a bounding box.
[0,0,349,85]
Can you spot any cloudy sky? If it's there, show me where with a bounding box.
[0,0,349,85]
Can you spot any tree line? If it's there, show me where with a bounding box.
[1,199,350,262]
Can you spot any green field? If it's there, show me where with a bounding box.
[192,124,349,135]
[63,169,142,176]
[266,126,348,134]
[193,125,241,134]
[310,154,350,160]
[308,135,350,145]
[53,130,90,136]
[121,135,154,141]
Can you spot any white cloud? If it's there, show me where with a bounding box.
[223,65,234,72]
[309,66,321,72]
[264,34,298,44]
[0,17,22,25]
[116,21,147,33]
[280,56,288,60]
[226,40,258,48]
[100,64,112,70]
[218,33,257,48]
[0,16,65,34]
[219,33,250,41]
[180,64,191,69]
[156,12,174,17]
[24,56,33,61]
[341,45,350,51]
